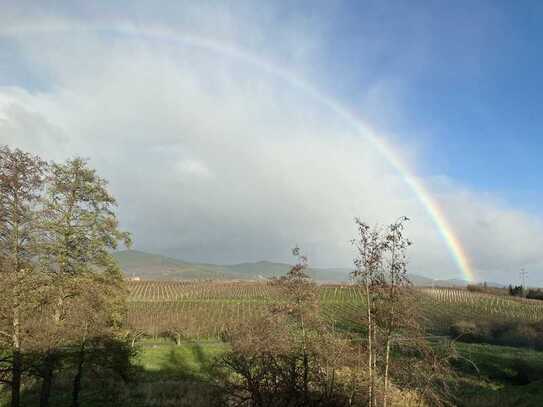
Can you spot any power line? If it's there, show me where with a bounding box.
[520,268,528,288]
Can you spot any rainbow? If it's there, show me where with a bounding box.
[0,23,475,282]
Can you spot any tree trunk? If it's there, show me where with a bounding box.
[11,201,21,407]
[11,349,21,407]
[383,338,391,407]
[71,348,85,407]
[11,289,21,407]
[53,296,64,324]
[365,282,373,407]
[131,332,143,348]
[301,314,309,403]
[303,353,309,401]
[39,354,55,407]
[372,321,377,407]
[383,265,397,407]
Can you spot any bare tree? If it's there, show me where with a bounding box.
[274,247,319,403]
[352,217,452,407]
[218,249,364,407]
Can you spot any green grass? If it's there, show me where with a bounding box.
[133,341,543,407]
[135,340,228,380]
[122,341,228,407]
[454,342,543,382]
[0,342,227,407]
[452,342,543,407]
[132,341,543,407]
[3,341,542,407]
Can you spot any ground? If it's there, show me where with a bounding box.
[2,340,542,406]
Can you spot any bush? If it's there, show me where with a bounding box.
[494,322,543,349]
[450,320,490,342]
[217,313,366,407]
[467,284,508,296]
[511,358,543,385]
[450,319,543,350]
[526,289,543,301]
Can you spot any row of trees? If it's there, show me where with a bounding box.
[508,285,543,301]
[0,146,131,407]
[467,283,543,301]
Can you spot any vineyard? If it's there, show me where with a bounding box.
[419,287,543,334]
[126,281,543,339]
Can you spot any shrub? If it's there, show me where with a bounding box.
[526,289,543,301]
[450,319,543,350]
[217,313,365,407]
[450,320,490,342]
[511,358,543,385]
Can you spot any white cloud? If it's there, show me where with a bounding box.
[175,159,213,178]
[0,6,541,285]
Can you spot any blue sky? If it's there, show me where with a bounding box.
[0,1,542,283]
[311,0,543,214]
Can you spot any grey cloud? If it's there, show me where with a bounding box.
[0,7,541,285]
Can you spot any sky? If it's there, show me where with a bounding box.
[0,1,542,285]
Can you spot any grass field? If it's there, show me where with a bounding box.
[0,341,228,407]
[3,339,542,406]
[450,342,543,406]
[131,341,543,407]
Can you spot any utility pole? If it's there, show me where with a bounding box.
[520,268,528,289]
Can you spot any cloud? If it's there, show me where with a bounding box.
[0,5,541,285]
[0,90,68,157]
[441,187,543,282]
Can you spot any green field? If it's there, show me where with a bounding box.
[2,342,227,407]
[133,341,543,407]
[11,340,540,407]
[132,341,543,407]
[8,340,539,407]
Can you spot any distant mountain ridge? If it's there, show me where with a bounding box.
[113,250,347,282]
[113,250,474,287]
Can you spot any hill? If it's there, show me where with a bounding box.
[114,250,348,281]
[113,250,471,286]
[113,250,229,280]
